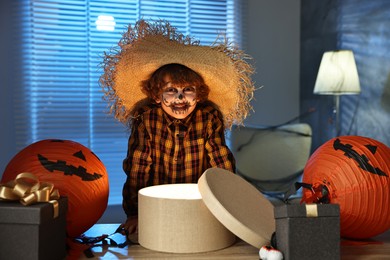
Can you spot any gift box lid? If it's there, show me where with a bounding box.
[0,197,67,224]
[198,168,275,249]
[274,203,340,219]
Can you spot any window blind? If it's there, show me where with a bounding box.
[12,0,242,205]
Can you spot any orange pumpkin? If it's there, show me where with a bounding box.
[1,139,109,238]
[301,136,390,239]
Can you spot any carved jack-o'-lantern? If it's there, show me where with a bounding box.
[1,139,109,238]
[301,136,390,239]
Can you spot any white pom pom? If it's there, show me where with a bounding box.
[268,248,283,260]
[259,246,271,259]
[259,246,283,260]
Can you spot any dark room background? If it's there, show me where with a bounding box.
[300,0,390,151]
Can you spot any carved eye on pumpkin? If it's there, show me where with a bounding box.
[1,139,109,238]
[365,144,378,154]
[301,136,390,239]
[73,150,87,160]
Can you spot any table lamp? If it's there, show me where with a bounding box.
[313,50,361,135]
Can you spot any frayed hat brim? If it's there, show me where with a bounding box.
[100,19,256,128]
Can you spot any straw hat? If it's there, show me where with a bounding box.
[100,19,255,129]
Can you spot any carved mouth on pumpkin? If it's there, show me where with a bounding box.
[333,138,388,177]
[38,154,103,181]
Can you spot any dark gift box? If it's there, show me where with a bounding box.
[274,203,340,260]
[0,197,68,260]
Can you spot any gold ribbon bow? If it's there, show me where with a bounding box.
[0,172,61,218]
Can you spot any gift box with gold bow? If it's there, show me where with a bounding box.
[0,173,68,260]
[273,203,340,260]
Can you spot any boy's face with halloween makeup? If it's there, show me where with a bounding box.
[155,76,198,119]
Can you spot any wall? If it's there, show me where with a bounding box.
[301,0,390,150]
[0,1,17,174]
[242,0,301,127]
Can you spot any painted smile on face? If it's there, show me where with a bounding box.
[156,82,198,119]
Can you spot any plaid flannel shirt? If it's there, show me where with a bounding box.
[122,103,235,217]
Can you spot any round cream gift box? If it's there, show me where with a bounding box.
[138,168,275,253]
[138,183,236,253]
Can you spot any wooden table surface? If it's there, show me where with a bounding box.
[78,224,390,259]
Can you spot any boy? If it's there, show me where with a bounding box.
[100,19,255,235]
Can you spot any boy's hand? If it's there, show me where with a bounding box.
[120,216,138,237]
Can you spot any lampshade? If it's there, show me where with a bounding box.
[313,50,361,95]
